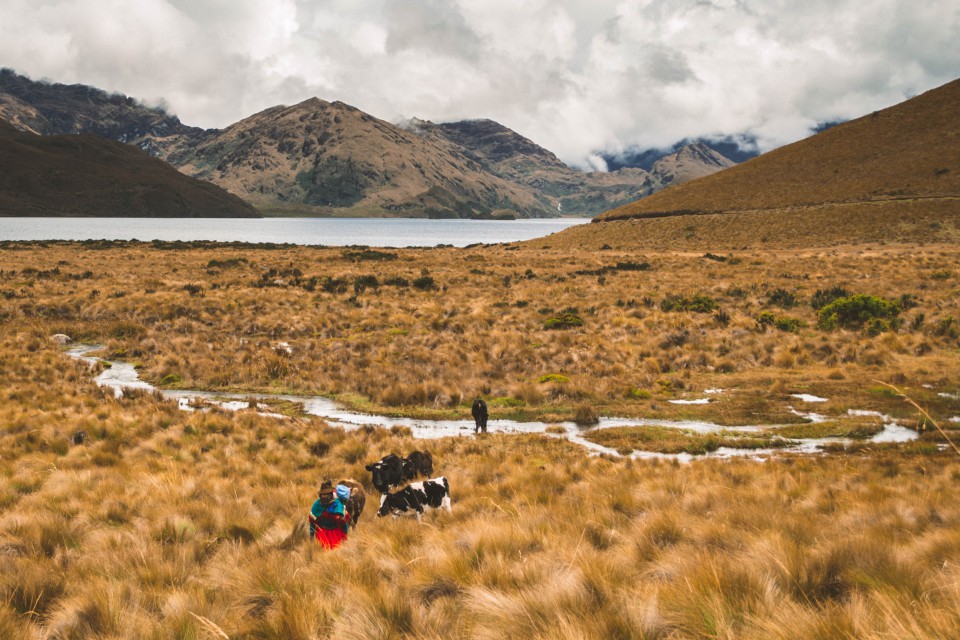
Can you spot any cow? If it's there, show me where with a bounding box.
[377,476,451,522]
[338,478,366,527]
[403,450,433,480]
[365,454,405,493]
[471,398,488,433]
[365,450,434,493]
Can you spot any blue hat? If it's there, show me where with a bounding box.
[336,484,351,502]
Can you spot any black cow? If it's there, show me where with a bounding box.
[471,398,488,433]
[377,476,451,522]
[365,453,405,493]
[403,450,433,480]
[365,450,434,493]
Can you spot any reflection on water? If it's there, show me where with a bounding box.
[68,345,920,460]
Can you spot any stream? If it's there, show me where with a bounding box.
[67,345,919,460]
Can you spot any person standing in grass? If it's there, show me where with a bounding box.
[309,480,352,549]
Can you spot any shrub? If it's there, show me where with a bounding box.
[660,294,718,313]
[816,294,901,332]
[322,277,348,294]
[574,404,599,426]
[544,311,583,330]
[811,286,849,310]
[353,274,380,294]
[538,373,570,384]
[342,249,398,261]
[412,275,437,291]
[767,288,798,308]
[756,312,805,333]
[933,316,958,340]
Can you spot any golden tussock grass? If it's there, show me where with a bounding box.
[0,239,958,637]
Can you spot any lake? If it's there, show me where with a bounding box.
[0,217,589,247]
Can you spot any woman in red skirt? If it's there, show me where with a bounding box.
[309,480,351,549]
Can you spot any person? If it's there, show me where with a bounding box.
[309,480,352,549]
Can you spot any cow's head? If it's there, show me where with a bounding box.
[366,454,403,493]
[376,492,396,517]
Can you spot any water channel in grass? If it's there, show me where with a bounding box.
[67,345,919,461]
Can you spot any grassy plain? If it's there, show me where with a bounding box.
[1,239,959,638]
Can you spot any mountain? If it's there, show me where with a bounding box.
[0,70,736,218]
[410,118,730,215]
[0,119,259,217]
[532,78,960,250]
[161,99,549,217]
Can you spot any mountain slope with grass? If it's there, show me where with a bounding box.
[0,120,259,217]
[535,78,960,250]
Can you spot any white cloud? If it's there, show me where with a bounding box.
[0,0,957,168]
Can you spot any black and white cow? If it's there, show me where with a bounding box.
[471,398,488,433]
[365,450,434,493]
[377,476,451,522]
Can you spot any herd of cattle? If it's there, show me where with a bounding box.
[334,449,451,527]
[331,398,490,528]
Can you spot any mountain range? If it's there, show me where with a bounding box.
[0,69,734,218]
[540,77,960,250]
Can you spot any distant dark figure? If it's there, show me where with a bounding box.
[471,398,488,433]
[365,450,434,493]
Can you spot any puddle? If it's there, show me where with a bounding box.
[791,394,829,403]
[669,398,711,405]
[67,345,920,460]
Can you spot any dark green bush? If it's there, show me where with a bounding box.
[412,275,437,291]
[660,294,718,313]
[756,311,805,333]
[816,294,901,332]
[322,277,348,294]
[544,311,584,330]
[767,288,798,308]
[353,274,380,294]
[811,286,849,310]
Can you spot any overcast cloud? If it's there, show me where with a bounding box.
[1,0,957,168]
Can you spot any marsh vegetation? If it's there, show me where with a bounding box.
[1,239,959,637]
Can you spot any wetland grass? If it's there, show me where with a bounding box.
[0,240,959,637]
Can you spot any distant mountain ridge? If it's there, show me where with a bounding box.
[0,69,735,218]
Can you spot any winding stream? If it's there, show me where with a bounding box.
[67,345,919,460]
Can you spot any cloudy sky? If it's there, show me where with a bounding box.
[2,0,958,169]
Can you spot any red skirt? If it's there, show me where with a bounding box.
[315,526,347,550]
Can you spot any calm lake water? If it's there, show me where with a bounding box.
[0,217,588,247]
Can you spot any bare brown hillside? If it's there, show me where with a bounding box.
[534,78,960,250]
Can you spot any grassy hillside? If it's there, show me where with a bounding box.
[0,121,259,217]
[549,78,960,251]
